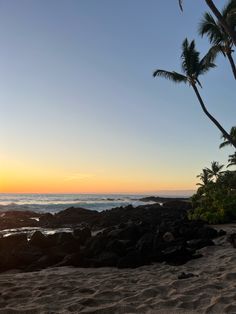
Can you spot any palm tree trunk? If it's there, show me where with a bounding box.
[205,0,236,46]
[192,84,236,149]
[227,52,236,80]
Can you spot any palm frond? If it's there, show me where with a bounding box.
[227,152,236,168]
[219,140,231,148]
[198,47,217,76]
[225,1,236,37]
[181,39,200,76]
[196,78,202,88]
[222,0,236,20]
[198,12,225,45]
[220,126,236,148]
[153,69,187,83]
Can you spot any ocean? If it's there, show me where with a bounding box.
[0,193,192,214]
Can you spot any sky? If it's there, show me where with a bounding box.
[0,0,235,194]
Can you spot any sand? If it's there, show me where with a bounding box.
[0,224,236,314]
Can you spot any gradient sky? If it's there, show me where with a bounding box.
[0,0,235,194]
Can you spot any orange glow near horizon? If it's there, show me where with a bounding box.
[0,156,196,194]
[1,167,196,194]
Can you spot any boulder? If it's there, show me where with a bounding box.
[187,238,214,250]
[117,250,146,268]
[73,227,91,245]
[39,213,54,226]
[105,239,128,256]
[54,207,100,226]
[163,232,175,243]
[0,233,27,250]
[136,233,155,256]
[84,234,108,257]
[47,232,80,253]
[107,223,142,244]
[160,244,193,265]
[29,231,50,249]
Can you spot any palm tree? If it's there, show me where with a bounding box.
[199,1,236,79]
[205,0,236,46]
[220,126,236,149]
[227,152,236,167]
[197,168,212,186]
[178,0,236,46]
[153,38,236,149]
[205,161,224,180]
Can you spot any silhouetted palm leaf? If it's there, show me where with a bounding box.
[153,70,187,83]
[227,152,236,167]
[220,126,236,148]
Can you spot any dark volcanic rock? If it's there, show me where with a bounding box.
[139,196,189,203]
[96,203,178,229]
[39,213,54,226]
[178,272,196,280]
[0,203,222,272]
[105,239,128,256]
[218,229,226,237]
[117,250,146,268]
[47,232,80,254]
[136,232,155,256]
[54,207,100,226]
[29,231,50,249]
[160,244,193,265]
[187,238,214,250]
[228,233,236,248]
[84,233,108,258]
[73,227,91,245]
[107,223,142,244]
[0,211,40,230]
[0,234,41,271]
[54,252,84,267]
[162,200,192,211]
[0,233,28,250]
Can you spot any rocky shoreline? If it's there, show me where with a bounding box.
[0,201,226,273]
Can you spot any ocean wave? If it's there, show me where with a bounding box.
[0,194,156,213]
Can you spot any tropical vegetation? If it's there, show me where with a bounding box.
[189,163,236,224]
[155,1,236,224]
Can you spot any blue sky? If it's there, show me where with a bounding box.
[0,0,235,193]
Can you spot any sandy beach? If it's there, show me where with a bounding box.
[0,224,235,314]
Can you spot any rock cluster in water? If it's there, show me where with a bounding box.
[0,201,226,272]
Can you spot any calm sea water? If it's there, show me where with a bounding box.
[0,193,192,214]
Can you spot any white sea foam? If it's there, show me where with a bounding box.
[0,193,191,213]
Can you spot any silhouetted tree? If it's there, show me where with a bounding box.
[205,161,224,180]
[178,0,236,46]
[153,38,236,148]
[199,1,236,79]
[197,168,212,186]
